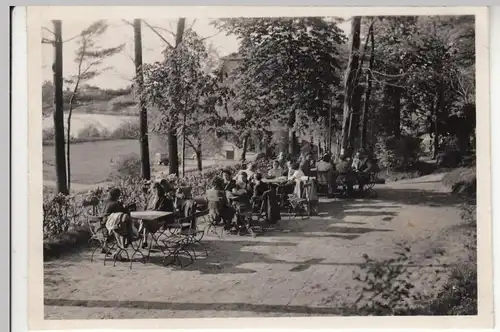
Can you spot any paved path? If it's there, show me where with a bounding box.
[44,173,469,319]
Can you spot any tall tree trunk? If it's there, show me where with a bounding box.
[360,25,375,149]
[240,134,249,161]
[66,104,74,192]
[196,136,202,171]
[340,16,362,157]
[276,129,289,154]
[134,19,151,180]
[52,20,68,195]
[181,114,187,176]
[168,131,178,175]
[167,18,186,176]
[287,109,298,158]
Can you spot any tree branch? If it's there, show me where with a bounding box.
[62,34,81,43]
[148,25,176,38]
[142,20,174,49]
[42,27,55,35]
[366,68,408,78]
[122,19,134,27]
[186,19,197,32]
[185,136,197,150]
[41,38,54,44]
[200,31,222,42]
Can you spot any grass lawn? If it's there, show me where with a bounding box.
[43,139,242,185]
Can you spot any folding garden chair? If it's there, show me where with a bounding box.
[83,201,115,263]
[236,190,271,237]
[287,181,312,219]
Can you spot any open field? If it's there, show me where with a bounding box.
[43,139,242,187]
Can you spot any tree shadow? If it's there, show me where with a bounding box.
[374,188,464,207]
[146,239,299,275]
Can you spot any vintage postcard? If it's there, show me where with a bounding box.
[26,5,491,330]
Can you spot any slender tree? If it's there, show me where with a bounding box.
[64,20,124,191]
[52,20,68,194]
[360,21,375,149]
[340,16,362,157]
[140,28,230,174]
[133,19,151,180]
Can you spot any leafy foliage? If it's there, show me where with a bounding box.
[367,16,475,156]
[109,120,140,139]
[76,123,108,139]
[375,135,422,171]
[352,243,425,314]
[212,17,347,150]
[140,29,231,169]
[43,192,81,238]
[109,153,143,182]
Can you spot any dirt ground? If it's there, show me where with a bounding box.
[44,173,471,319]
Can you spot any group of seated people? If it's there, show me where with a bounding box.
[208,164,280,235]
[269,149,379,197]
[100,178,198,260]
[97,150,379,259]
[317,149,379,196]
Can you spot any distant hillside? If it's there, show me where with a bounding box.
[42,81,139,117]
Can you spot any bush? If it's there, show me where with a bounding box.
[436,150,463,168]
[442,167,476,198]
[109,153,142,181]
[425,264,477,315]
[375,135,422,171]
[43,192,82,239]
[110,120,140,139]
[111,100,137,112]
[384,160,437,182]
[76,123,108,139]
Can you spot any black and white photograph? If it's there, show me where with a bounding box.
[29,6,491,328]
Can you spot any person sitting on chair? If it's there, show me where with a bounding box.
[252,173,269,200]
[234,163,257,183]
[299,153,314,177]
[222,169,237,192]
[268,160,283,178]
[235,171,253,195]
[336,155,354,196]
[103,188,137,260]
[317,154,333,172]
[282,160,294,178]
[356,151,379,193]
[288,163,305,182]
[317,154,334,197]
[207,177,235,231]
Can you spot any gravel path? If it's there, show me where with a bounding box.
[44,173,469,319]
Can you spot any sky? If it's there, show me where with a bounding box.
[42,18,350,90]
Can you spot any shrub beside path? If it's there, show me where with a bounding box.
[44,172,471,319]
